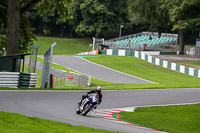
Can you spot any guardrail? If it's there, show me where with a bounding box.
[18,72,37,88]
[0,72,19,88]
[0,72,37,88]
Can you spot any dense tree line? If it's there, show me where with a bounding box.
[0,0,199,55]
[129,0,200,54]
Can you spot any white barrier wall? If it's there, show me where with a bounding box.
[107,49,113,55]
[141,53,145,60]
[155,58,160,66]
[141,51,160,55]
[118,50,126,56]
[148,55,152,63]
[163,60,168,68]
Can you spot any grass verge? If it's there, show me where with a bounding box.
[84,55,200,89]
[113,104,200,133]
[178,61,200,69]
[35,36,92,55]
[0,111,118,133]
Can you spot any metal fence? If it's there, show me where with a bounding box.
[104,32,178,51]
[25,57,91,88]
[28,43,41,73]
[51,68,91,87]
[41,42,56,88]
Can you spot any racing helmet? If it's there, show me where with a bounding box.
[96,86,101,93]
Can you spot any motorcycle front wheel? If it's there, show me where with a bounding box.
[81,103,92,116]
[76,106,81,114]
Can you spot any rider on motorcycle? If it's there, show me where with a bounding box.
[78,86,103,107]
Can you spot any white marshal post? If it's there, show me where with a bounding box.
[92,37,95,54]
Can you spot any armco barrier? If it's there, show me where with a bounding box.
[0,72,19,88]
[101,49,200,78]
[18,72,37,88]
[0,72,37,88]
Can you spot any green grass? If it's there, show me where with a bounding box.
[0,111,118,133]
[113,104,200,133]
[35,36,92,55]
[2,36,200,133]
[84,55,200,89]
[178,61,200,69]
[20,55,200,90]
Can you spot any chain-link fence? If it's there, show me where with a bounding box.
[25,57,91,88]
[41,42,56,88]
[28,43,41,73]
[51,68,90,88]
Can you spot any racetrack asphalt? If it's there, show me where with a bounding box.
[51,55,155,84]
[0,88,200,133]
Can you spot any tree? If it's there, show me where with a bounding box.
[129,0,200,54]
[0,1,7,55]
[0,0,71,55]
[128,0,172,31]
[167,0,200,54]
[6,0,20,55]
[69,0,129,37]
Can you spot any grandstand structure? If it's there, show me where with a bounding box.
[104,32,178,51]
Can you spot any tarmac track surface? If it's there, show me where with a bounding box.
[0,88,200,133]
[51,55,155,84]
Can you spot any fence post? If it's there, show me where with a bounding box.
[41,42,56,88]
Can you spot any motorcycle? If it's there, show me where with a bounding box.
[76,93,99,116]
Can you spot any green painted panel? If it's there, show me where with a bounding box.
[132,51,135,56]
[145,55,148,61]
[176,64,180,71]
[185,67,189,74]
[139,53,141,59]
[125,50,133,56]
[160,52,177,55]
[159,59,163,66]
[167,62,172,69]
[152,57,155,64]
[194,69,199,77]
[101,50,106,55]
[113,49,118,55]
